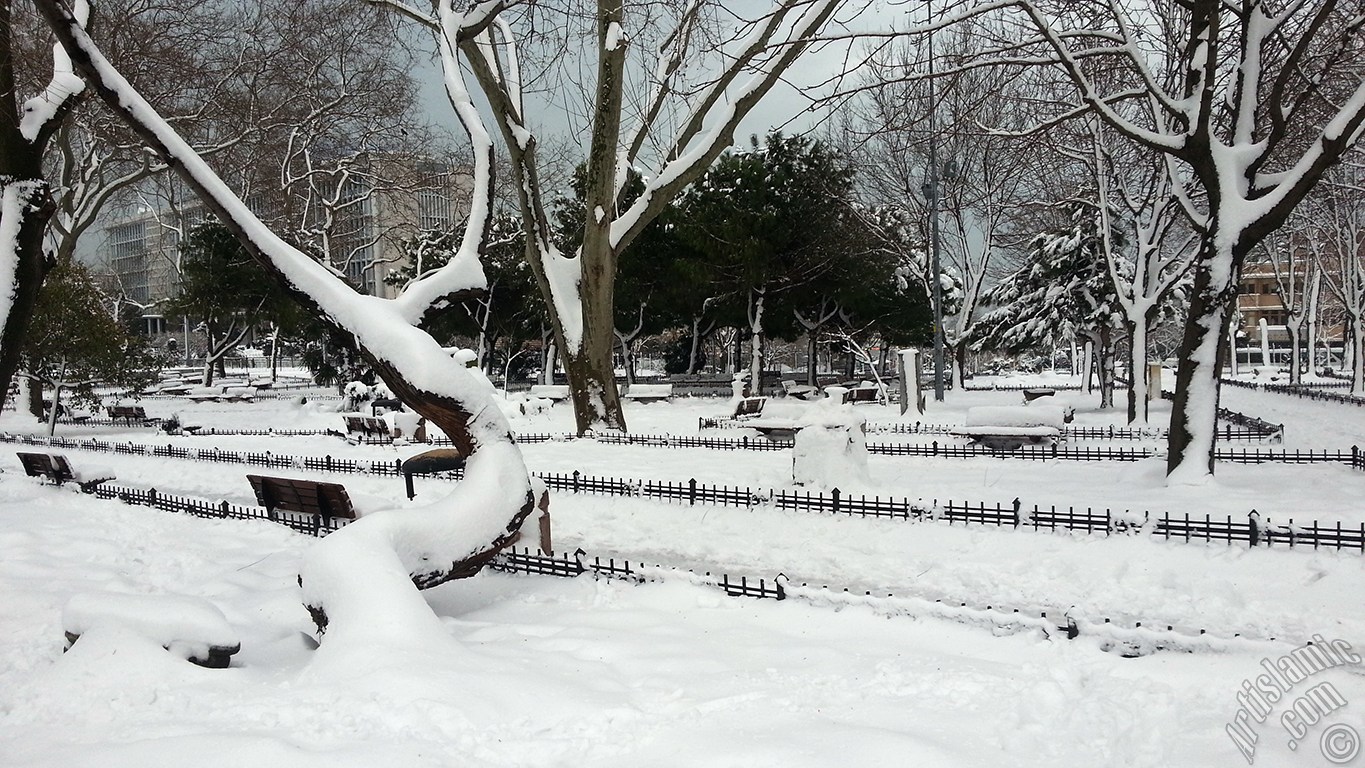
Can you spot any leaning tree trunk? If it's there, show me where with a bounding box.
[805,331,819,386]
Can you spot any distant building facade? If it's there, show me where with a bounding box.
[98,156,472,334]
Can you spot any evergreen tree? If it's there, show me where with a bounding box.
[24,261,161,434]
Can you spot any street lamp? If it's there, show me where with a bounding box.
[920,8,954,403]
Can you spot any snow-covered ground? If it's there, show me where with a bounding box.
[1,380,1363,766]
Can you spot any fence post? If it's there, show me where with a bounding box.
[1354,445,1360,471]
[688,478,697,505]
[573,470,581,494]
[148,488,158,508]
[219,500,229,517]
[932,440,938,456]
[1012,497,1021,527]
[1248,510,1260,547]
[831,487,840,514]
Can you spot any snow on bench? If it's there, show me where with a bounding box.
[528,385,570,402]
[17,452,115,492]
[952,406,1065,450]
[622,383,673,402]
[62,592,241,668]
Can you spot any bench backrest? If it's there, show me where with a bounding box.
[624,384,673,398]
[107,405,146,418]
[17,452,72,481]
[733,397,766,418]
[247,474,355,519]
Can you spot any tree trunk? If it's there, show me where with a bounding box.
[0,183,56,413]
[1167,239,1243,480]
[1125,315,1149,425]
[806,332,819,386]
[1081,339,1094,392]
[686,317,704,375]
[1352,315,1364,393]
[22,375,41,419]
[45,382,62,437]
[747,288,766,396]
[1286,321,1302,384]
[1097,327,1115,410]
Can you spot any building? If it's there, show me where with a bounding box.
[1235,261,1344,366]
[98,157,473,334]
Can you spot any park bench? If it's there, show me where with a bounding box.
[732,396,767,420]
[951,405,1065,451]
[841,385,883,405]
[621,383,674,403]
[16,452,115,492]
[246,474,356,521]
[343,414,392,442]
[781,380,820,400]
[62,591,240,669]
[528,384,570,402]
[107,405,159,426]
[745,419,800,442]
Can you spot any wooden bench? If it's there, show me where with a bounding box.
[62,592,240,669]
[732,396,767,420]
[246,474,356,520]
[400,448,466,500]
[107,405,159,426]
[746,420,800,442]
[621,383,673,402]
[343,415,392,442]
[842,386,882,405]
[528,384,570,402]
[781,380,820,400]
[950,405,1066,451]
[17,452,115,492]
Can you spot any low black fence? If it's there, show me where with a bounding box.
[5,431,1362,552]
[1224,377,1365,407]
[64,480,1268,652]
[88,481,347,537]
[699,417,1278,442]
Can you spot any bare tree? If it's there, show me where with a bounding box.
[377,0,860,434]
[921,0,1365,479]
[1307,163,1365,391]
[1092,125,1196,423]
[847,27,1042,388]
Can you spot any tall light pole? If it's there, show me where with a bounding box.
[921,6,949,402]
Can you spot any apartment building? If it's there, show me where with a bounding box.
[99,156,472,327]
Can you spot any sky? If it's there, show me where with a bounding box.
[407,2,910,170]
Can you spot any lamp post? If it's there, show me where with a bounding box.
[920,9,953,402]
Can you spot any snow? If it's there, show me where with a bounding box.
[604,21,625,51]
[0,379,1363,765]
[965,405,1066,429]
[62,592,238,656]
[0,381,1359,763]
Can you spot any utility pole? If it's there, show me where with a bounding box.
[922,4,947,401]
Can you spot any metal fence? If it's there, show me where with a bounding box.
[701,413,1279,442]
[4,431,1361,552]
[1223,377,1365,407]
[50,479,1268,653]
